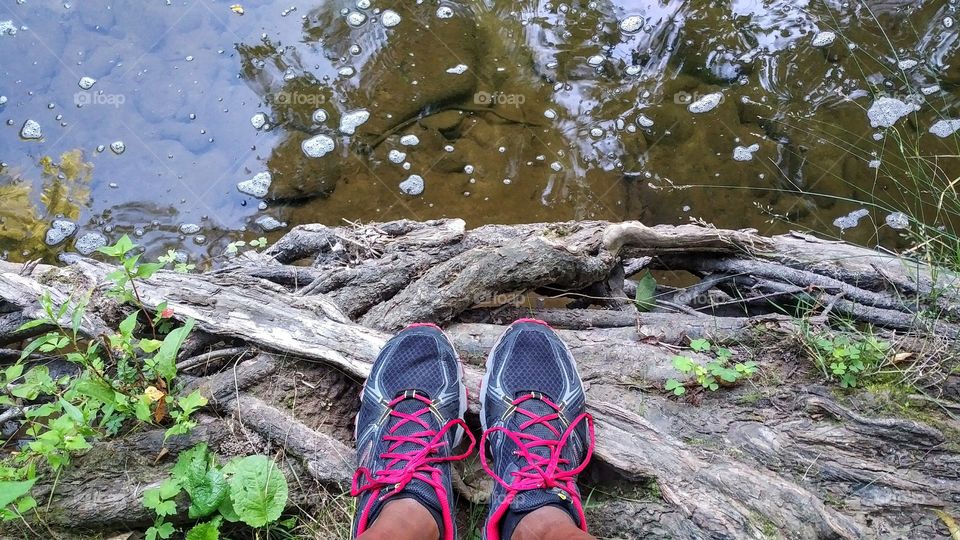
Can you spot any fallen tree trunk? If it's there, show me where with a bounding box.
[1,220,958,539]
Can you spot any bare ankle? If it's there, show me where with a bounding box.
[512,505,594,540]
[359,498,439,540]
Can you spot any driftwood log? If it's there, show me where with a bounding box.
[1,219,959,539]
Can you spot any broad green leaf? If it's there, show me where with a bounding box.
[172,444,211,479]
[139,339,163,353]
[58,398,85,424]
[227,455,288,527]
[186,516,222,540]
[0,479,37,508]
[664,379,685,396]
[75,377,115,404]
[217,493,241,523]
[187,467,227,519]
[11,366,55,399]
[177,390,207,416]
[689,338,711,352]
[633,270,657,312]
[98,234,135,258]
[119,312,138,339]
[134,262,163,279]
[4,363,24,381]
[153,319,195,383]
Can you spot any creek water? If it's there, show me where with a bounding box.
[1,0,958,265]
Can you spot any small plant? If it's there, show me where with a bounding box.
[0,235,203,522]
[143,443,289,539]
[665,338,757,396]
[225,236,268,256]
[806,331,890,388]
[158,249,196,274]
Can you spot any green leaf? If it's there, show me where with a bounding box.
[187,467,227,519]
[75,377,116,405]
[671,355,694,373]
[177,390,207,416]
[58,398,85,424]
[155,521,175,539]
[217,493,241,523]
[689,338,711,352]
[15,495,37,514]
[98,234,136,258]
[139,339,163,353]
[11,365,55,399]
[664,379,686,396]
[134,262,163,279]
[186,516,222,540]
[4,363,24,382]
[153,319,195,383]
[227,455,289,527]
[0,479,37,508]
[633,270,657,312]
[119,312,138,339]
[16,318,48,332]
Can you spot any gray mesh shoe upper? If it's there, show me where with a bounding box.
[352,324,472,540]
[479,320,594,540]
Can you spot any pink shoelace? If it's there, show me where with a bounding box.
[479,393,596,540]
[351,393,476,540]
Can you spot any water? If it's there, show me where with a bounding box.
[1,0,959,265]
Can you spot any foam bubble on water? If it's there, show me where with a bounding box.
[356,0,371,8]
[885,212,909,230]
[20,119,42,139]
[921,85,941,96]
[0,96,6,105]
[436,6,453,18]
[733,143,759,161]
[590,127,604,138]
[446,64,468,74]
[833,208,869,231]
[302,134,335,158]
[255,215,286,232]
[237,171,272,198]
[897,59,918,70]
[868,159,880,169]
[550,161,563,171]
[544,108,557,119]
[346,11,367,26]
[464,164,474,174]
[0,21,16,36]
[587,55,604,67]
[44,219,76,246]
[928,119,960,138]
[811,31,836,47]
[636,114,654,128]
[250,113,268,130]
[399,174,424,195]
[382,9,401,27]
[339,109,370,135]
[78,76,96,90]
[75,232,107,255]
[400,134,420,146]
[312,109,328,123]
[110,140,126,154]
[388,149,406,163]
[625,65,641,76]
[338,66,356,77]
[402,162,411,170]
[618,15,643,33]
[688,92,723,114]
[867,97,918,128]
[179,223,201,235]
[945,16,955,29]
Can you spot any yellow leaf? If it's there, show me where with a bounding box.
[144,386,165,403]
[936,510,960,540]
[230,4,244,14]
[893,352,913,364]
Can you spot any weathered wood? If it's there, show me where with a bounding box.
[1,220,958,539]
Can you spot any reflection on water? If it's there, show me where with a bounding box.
[0,0,958,264]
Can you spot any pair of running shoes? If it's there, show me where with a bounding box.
[352,319,595,540]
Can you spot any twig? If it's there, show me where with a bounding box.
[176,347,253,372]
